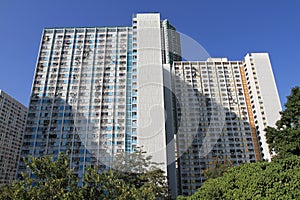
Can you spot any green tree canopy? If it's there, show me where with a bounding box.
[265,86,300,158]
[203,157,233,180]
[0,148,170,200]
[82,147,170,200]
[178,156,300,200]
[0,152,81,200]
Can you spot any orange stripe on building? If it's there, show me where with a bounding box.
[239,66,261,161]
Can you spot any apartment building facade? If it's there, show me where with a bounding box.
[18,14,180,195]
[0,90,27,186]
[172,53,281,195]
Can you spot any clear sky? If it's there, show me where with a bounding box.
[0,0,299,107]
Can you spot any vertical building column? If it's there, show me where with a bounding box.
[136,13,167,172]
[243,53,282,160]
[163,64,178,198]
[240,67,261,161]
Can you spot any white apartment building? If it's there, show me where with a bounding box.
[18,13,180,196]
[172,53,281,195]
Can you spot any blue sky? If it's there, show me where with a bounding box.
[0,0,299,107]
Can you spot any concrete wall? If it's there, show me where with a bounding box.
[244,53,282,160]
[136,13,167,172]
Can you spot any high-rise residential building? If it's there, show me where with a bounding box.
[171,53,281,195]
[18,13,180,196]
[18,12,281,198]
[0,90,27,186]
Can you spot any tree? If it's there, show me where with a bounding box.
[0,152,81,200]
[82,147,170,200]
[178,156,300,200]
[0,148,170,200]
[82,167,130,200]
[265,86,300,158]
[203,157,233,180]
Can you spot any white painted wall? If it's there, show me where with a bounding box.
[136,13,167,172]
[244,53,282,160]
